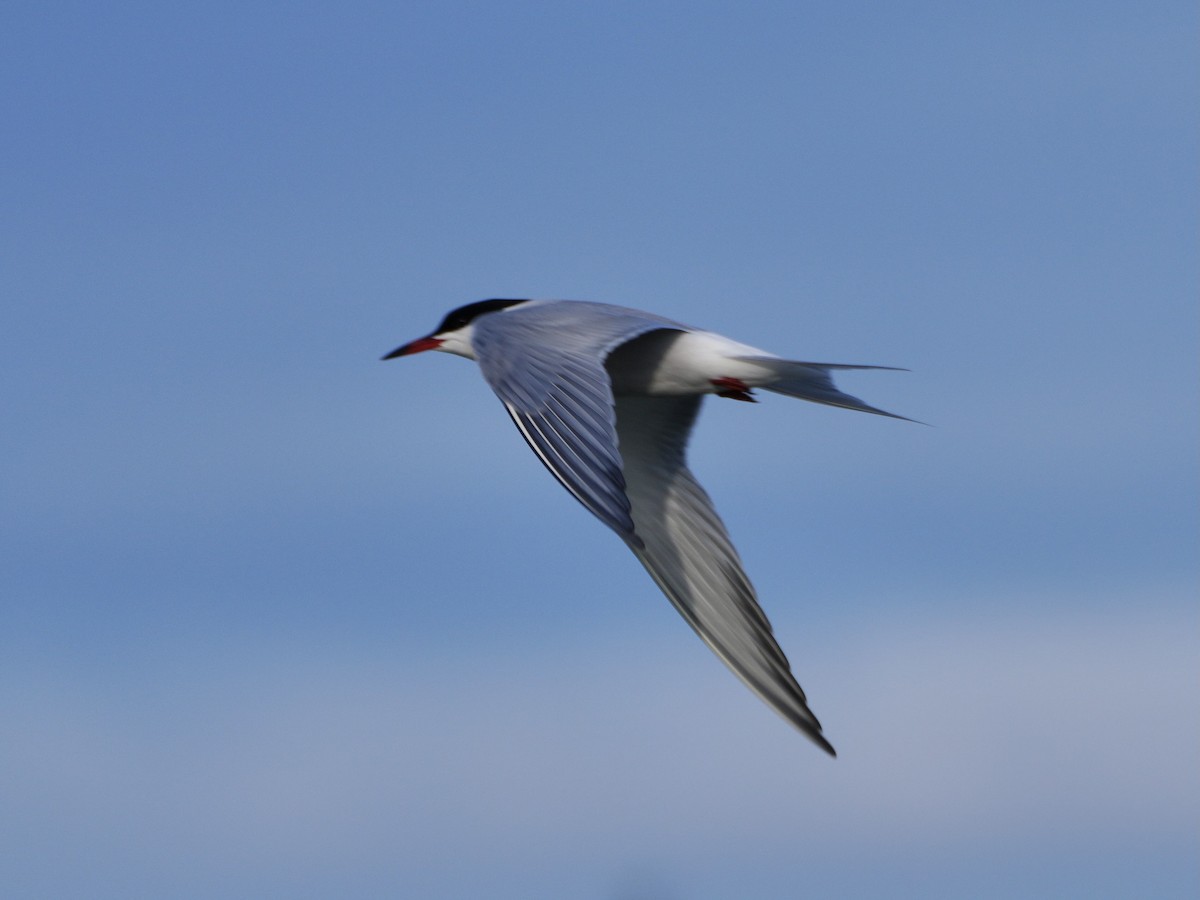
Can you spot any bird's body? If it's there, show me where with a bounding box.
[385,299,907,756]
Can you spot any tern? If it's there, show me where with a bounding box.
[385,299,908,756]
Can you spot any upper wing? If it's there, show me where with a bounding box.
[614,393,836,755]
[472,301,833,752]
[471,301,680,540]
[499,352,637,538]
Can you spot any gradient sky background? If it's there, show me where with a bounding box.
[2,2,1197,898]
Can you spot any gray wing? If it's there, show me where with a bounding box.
[471,301,681,540]
[473,302,833,752]
[614,394,836,756]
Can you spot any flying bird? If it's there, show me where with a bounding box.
[384,299,909,756]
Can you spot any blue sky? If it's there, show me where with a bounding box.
[2,2,1196,897]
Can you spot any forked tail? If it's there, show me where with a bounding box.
[736,357,916,421]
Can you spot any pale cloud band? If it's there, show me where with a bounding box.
[1,595,1194,899]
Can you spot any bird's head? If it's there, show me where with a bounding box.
[382,298,529,361]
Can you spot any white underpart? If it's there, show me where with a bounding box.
[627,330,781,396]
[434,323,477,359]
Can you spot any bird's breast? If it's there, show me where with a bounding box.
[606,329,778,396]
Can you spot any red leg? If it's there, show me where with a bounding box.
[710,377,757,402]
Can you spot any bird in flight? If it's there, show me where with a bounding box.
[384,299,909,756]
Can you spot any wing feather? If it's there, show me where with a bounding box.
[473,303,675,540]
[614,394,835,755]
[469,301,833,753]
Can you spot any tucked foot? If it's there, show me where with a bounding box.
[711,377,757,402]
